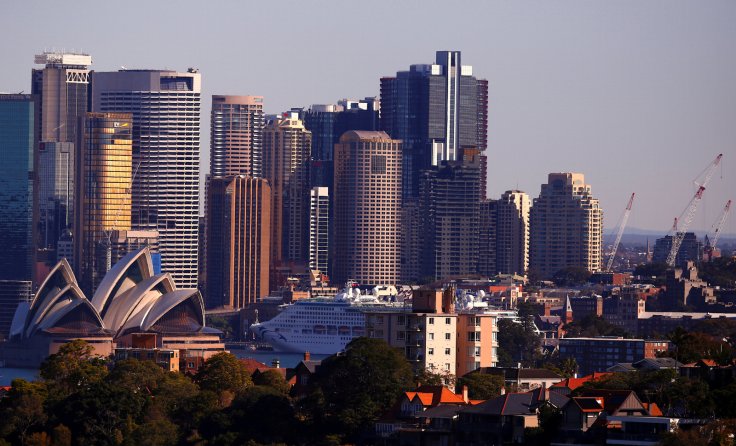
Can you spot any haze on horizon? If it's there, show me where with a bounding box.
[2,0,734,235]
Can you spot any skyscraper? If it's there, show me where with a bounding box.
[92,69,202,289]
[478,199,498,277]
[205,176,271,309]
[0,94,38,282]
[262,112,311,265]
[530,173,603,279]
[31,52,91,144]
[309,187,330,276]
[210,95,264,178]
[380,51,488,199]
[418,154,481,281]
[333,131,402,286]
[74,113,133,295]
[32,52,92,263]
[496,190,531,275]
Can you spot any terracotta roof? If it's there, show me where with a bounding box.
[412,385,466,405]
[643,402,663,417]
[552,372,612,391]
[577,389,643,415]
[239,358,270,373]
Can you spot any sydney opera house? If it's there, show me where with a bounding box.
[2,248,224,368]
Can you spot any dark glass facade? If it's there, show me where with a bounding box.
[380,51,488,200]
[0,95,38,281]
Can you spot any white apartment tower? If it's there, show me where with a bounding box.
[496,190,530,276]
[91,69,202,288]
[530,173,603,278]
[309,187,330,277]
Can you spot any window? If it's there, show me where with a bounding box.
[475,347,481,357]
[398,315,405,325]
[428,348,434,355]
[428,317,434,325]
[468,332,480,342]
[445,317,451,325]
[445,333,451,340]
[397,331,405,340]
[445,348,451,355]
[445,363,451,371]
[371,155,386,174]
[429,333,434,340]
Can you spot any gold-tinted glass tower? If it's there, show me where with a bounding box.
[74,113,132,295]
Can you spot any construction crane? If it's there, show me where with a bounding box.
[666,153,723,267]
[606,193,635,272]
[706,199,732,251]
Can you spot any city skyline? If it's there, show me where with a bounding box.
[1,1,735,235]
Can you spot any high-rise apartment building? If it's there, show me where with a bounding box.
[0,94,38,282]
[92,69,202,289]
[210,95,264,178]
[262,112,312,265]
[380,51,488,199]
[652,232,702,267]
[74,113,133,295]
[478,199,498,277]
[496,190,530,275]
[309,187,330,277]
[419,155,481,281]
[205,176,271,309]
[37,142,74,254]
[333,131,402,286]
[529,173,603,279]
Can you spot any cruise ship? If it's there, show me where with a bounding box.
[250,284,407,354]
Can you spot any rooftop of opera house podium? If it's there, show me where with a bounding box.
[1,247,224,368]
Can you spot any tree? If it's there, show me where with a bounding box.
[563,315,630,338]
[313,337,414,440]
[552,267,591,286]
[497,318,542,367]
[40,340,108,404]
[195,352,252,405]
[456,373,504,400]
[0,379,48,445]
[252,370,291,395]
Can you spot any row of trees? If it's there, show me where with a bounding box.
[3,338,500,446]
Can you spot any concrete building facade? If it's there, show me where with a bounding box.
[262,113,312,265]
[309,187,330,277]
[333,131,402,286]
[496,190,530,276]
[92,69,202,289]
[205,176,271,309]
[210,95,264,178]
[530,173,603,279]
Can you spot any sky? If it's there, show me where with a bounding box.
[2,0,735,235]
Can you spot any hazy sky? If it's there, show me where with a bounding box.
[2,1,734,235]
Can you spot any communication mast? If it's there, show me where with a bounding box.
[605,193,635,272]
[665,154,723,267]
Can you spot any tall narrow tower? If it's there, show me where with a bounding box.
[262,112,311,265]
[529,173,603,279]
[496,190,531,275]
[32,52,92,261]
[92,69,202,288]
[74,113,133,295]
[333,131,402,286]
[210,95,264,178]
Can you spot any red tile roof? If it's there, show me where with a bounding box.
[552,372,612,391]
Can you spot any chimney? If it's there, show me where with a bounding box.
[539,383,548,402]
[271,359,280,368]
[462,385,469,403]
[304,351,310,362]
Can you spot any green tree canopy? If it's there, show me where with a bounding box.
[313,337,414,440]
[456,373,504,400]
[195,352,253,398]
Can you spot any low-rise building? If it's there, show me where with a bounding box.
[559,337,670,376]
